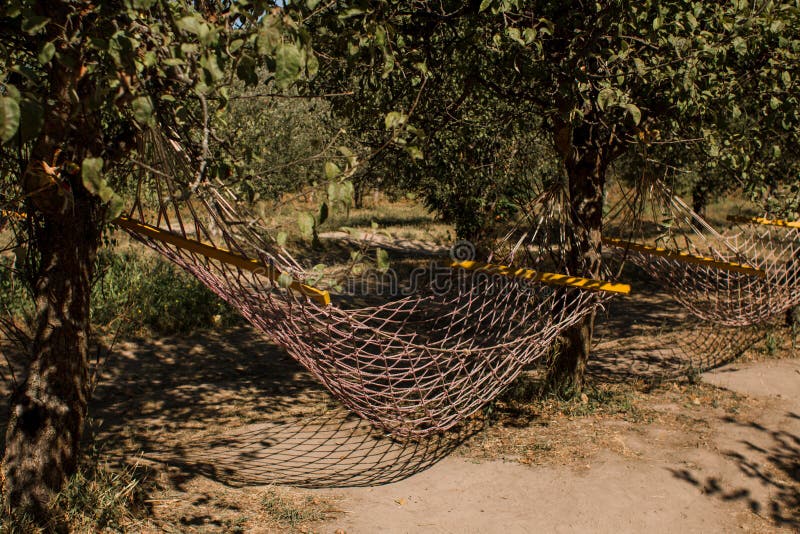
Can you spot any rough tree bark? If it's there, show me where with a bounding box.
[1,199,102,521]
[1,8,104,521]
[692,185,709,217]
[547,121,608,394]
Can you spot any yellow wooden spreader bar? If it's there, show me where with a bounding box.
[727,215,800,229]
[451,260,631,294]
[114,217,331,305]
[602,236,765,278]
[1,210,25,220]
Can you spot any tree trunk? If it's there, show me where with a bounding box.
[2,205,101,522]
[787,305,799,329]
[692,185,708,217]
[547,123,607,395]
[1,10,104,520]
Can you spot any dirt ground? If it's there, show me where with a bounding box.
[84,305,800,533]
[320,358,800,533]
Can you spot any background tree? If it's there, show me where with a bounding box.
[0,0,318,523]
[308,0,800,392]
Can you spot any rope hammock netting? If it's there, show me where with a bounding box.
[725,215,800,315]
[595,178,800,378]
[164,406,480,488]
[118,130,628,438]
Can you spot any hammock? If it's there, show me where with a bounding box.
[119,130,628,437]
[604,180,792,326]
[725,215,800,314]
[597,179,797,377]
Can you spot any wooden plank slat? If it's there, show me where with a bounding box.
[602,237,765,278]
[115,217,331,305]
[451,260,631,294]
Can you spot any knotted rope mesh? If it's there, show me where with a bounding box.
[606,181,782,324]
[725,217,800,313]
[121,130,616,437]
[597,178,799,378]
[163,406,480,488]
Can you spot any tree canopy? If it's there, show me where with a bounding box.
[310,0,800,216]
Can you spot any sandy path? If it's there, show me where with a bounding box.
[320,359,800,533]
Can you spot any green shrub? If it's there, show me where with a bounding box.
[0,248,239,338]
[92,250,238,335]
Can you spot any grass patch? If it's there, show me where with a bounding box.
[491,372,651,426]
[0,256,32,319]
[92,250,239,336]
[50,460,147,533]
[261,487,332,530]
[1,453,150,533]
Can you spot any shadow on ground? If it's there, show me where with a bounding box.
[589,282,772,383]
[670,413,800,530]
[90,325,476,489]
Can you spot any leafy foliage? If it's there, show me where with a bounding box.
[0,0,318,218]
[309,0,800,230]
[91,249,238,335]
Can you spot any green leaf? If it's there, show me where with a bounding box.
[405,145,424,160]
[337,145,357,168]
[624,103,642,125]
[22,14,49,35]
[230,39,244,53]
[376,248,390,271]
[107,195,124,220]
[686,12,698,30]
[596,88,617,111]
[132,96,154,126]
[177,16,203,35]
[306,0,322,8]
[0,97,20,144]
[277,272,294,289]
[81,157,105,194]
[479,0,493,12]
[652,16,662,30]
[341,181,355,205]
[506,28,524,45]
[327,181,340,203]
[81,155,120,214]
[38,41,55,65]
[276,231,288,247]
[306,52,319,77]
[297,212,315,240]
[732,36,747,55]
[633,57,646,76]
[384,111,407,130]
[275,43,303,89]
[324,161,341,180]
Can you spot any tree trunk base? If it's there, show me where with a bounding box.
[545,313,594,398]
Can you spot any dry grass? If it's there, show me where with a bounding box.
[459,376,754,468]
[136,482,340,534]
